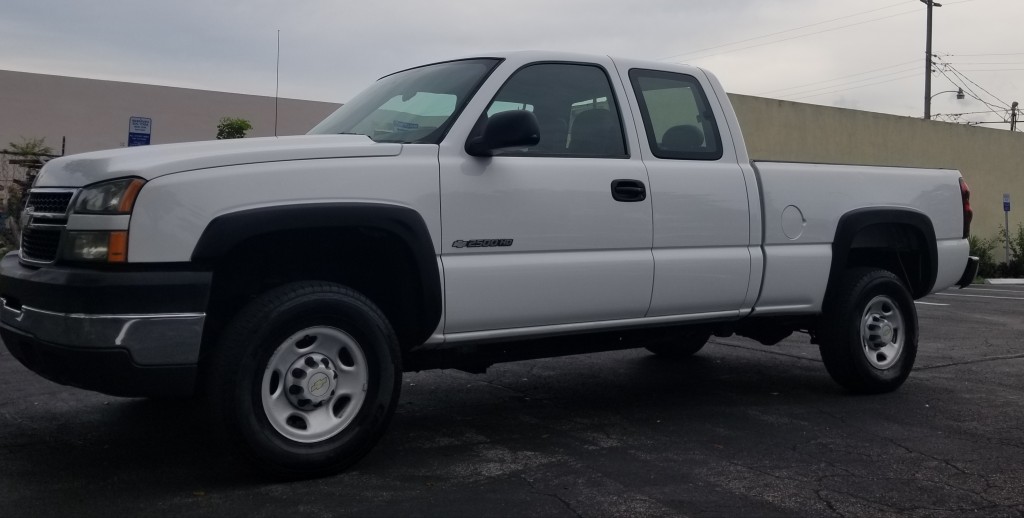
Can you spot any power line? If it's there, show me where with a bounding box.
[658,1,908,61]
[755,59,919,96]
[942,61,1012,107]
[936,70,1001,111]
[938,67,990,106]
[768,68,923,99]
[783,73,920,101]
[947,52,1024,57]
[935,110,1011,116]
[933,58,1001,106]
[678,0,975,64]
[659,0,978,64]
[948,67,1024,72]
[671,9,921,62]
[934,65,1009,120]
[943,62,1024,65]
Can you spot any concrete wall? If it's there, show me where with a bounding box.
[729,93,1022,242]
[0,70,340,156]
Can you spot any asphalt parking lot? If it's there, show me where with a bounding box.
[1,285,1022,517]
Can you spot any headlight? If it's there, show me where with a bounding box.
[65,231,128,262]
[74,178,145,214]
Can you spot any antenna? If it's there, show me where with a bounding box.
[275,29,280,137]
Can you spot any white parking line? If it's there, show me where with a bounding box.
[936,293,1024,301]
[958,287,1024,294]
[915,301,950,306]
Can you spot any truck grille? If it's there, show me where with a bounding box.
[19,189,77,264]
[26,191,74,214]
[20,226,63,263]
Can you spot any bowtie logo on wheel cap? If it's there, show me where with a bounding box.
[308,373,331,397]
[285,352,339,409]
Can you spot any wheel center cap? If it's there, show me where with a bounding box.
[284,353,339,409]
[308,372,331,398]
[880,324,893,341]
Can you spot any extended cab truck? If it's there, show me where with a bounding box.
[0,51,978,478]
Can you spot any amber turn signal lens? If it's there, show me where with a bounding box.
[108,231,128,263]
[117,179,145,214]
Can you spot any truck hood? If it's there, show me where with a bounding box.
[34,134,402,187]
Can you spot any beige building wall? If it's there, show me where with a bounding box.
[729,93,1022,241]
[0,70,340,156]
[1,70,1019,242]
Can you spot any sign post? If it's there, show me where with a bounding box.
[1004,193,1011,264]
[128,116,152,147]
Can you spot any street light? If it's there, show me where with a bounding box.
[922,0,943,119]
[930,88,965,122]
[930,88,965,101]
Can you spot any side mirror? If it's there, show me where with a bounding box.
[465,110,541,157]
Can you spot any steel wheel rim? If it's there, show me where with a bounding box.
[261,326,369,443]
[860,295,905,370]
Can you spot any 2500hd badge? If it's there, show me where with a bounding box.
[451,239,514,248]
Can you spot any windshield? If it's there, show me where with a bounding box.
[309,58,500,144]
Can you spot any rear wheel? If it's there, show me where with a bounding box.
[207,281,401,478]
[817,268,918,393]
[646,330,712,360]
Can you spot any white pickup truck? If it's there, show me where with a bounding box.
[1,51,977,477]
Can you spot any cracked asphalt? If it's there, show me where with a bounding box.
[1,284,1022,517]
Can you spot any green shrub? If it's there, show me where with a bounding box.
[969,234,999,278]
[216,117,253,139]
[1009,224,1024,262]
[995,224,1024,278]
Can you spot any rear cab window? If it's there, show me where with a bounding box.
[628,69,723,160]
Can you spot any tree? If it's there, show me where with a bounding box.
[7,137,53,156]
[216,117,253,139]
[1,137,55,254]
[5,136,53,194]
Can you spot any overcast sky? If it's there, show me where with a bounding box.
[3,0,1023,127]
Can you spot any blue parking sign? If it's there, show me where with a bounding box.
[128,116,152,147]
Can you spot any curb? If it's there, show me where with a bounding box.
[986,278,1024,285]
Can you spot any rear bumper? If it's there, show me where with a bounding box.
[957,256,980,288]
[0,252,211,397]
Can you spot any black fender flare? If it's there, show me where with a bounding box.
[191,202,441,342]
[829,208,938,298]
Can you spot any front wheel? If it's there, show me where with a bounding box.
[207,282,401,478]
[817,268,918,394]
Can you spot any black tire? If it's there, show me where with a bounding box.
[817,268,918,394]
[646,330,712,359]
[206,281,401,479]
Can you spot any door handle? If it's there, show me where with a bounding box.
[611,179,646,202]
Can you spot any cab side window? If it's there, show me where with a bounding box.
[629,69,723,160]
[475,63,627,158]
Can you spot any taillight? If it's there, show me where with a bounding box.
[959,177,973,238]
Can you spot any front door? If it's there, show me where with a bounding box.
[439,60,654,335]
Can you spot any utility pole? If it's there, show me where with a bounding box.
[922,0,942,120]
[275,30,281,137]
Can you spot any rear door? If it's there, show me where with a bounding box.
[438,58,654,334]
[616,64,753,317]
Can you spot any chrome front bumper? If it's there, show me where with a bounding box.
[0,299,205,366]
[0,252,212,396]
